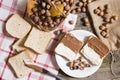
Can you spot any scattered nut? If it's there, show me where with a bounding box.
[63,2,67,6]
[65,5,71,11]
[82,0,87,3]
[71,9,76,14]
[100,30,107,37]
[98,6,103,11]
[76,7,81,13]
[46,4,50,9]
[113,15,118,21]
[84,17,89,22]
[94,9,100,14]
[99,25,106,30]
[85,64,91,67]
[87,0,92,4]
[82,7,86,12]
[105,4,110,9]
[83,2,87,7]
[42,2,46,8]
[76,2,83,7]
[99,11,104,17]
[69,20,74,25]
[46,10,51,16]
[110,17,115,23]
[33,16,39,23]
[32,7,38,12]
[85,22,90,26]
[41,9,46,14]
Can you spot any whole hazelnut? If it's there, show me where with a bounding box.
[76,7,81,13]
[42,2,46,8]
[100,30,107,37]
[85,22,90,26]
[99,11,104,17]
[104,17,110,22]
[56,18,60,24]
[33,16,39,23]
[98,6,103,11]
[46,10,51,16]
[70,0,74,4]
[110,17,115,23]
[76,2,83,7]
[83,2,87,7]
[82,0,87,2]
[105,33,109,38]
[85,64,91,67]
[63,2,67,6]
[113,15,118,21]
[43,22,48,26]
[38,21,42,25]
[84,17,89,22]
[94,9,100,14]
[87,0,92,4]
[99,25,106,30]
[41,9,46,14]
[46,4,51,9]
[50,24,54,28]
[71,9,76,14]
[82,7,86,12]
[105,4,110,9]
[41,16,45,20]
[105,9,110,14]
[65,5,71,11]
[32,7,38,12]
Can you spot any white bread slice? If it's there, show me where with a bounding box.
[24,27,53,54]
[81,36,109,65]
[12,37,26,52]
[55,43,76,61]
[6,14,31,38]
[8,50,34,78]
[81,43,102,65]
[12,36,36,59]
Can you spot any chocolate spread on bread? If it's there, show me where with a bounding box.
[87,36,109,58]
[60,33,83,53]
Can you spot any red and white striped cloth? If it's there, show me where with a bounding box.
[0,0,77,80]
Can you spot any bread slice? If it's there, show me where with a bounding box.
[8,50,34,78]
[81,36,109,65]
[12,37,26,52]
[24,27,53,54]
[12,36,36,59]
[6,14,31,38]
[55,33,83,61]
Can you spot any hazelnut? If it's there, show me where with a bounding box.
[54,30,60,35]
[33,16,39,23]
[79,66,84,70]
[76,7,81,13]
[103,13,110,19]
[99,11,104,17]
[55,1,61,4]
[79,56,83,61]
[43,22,48,26]
[46,4,50,9]
[83,2,87,7]
[104,17,110,22]
[105,4,110,9]
[46,17,52,22]
[71,9,76,14]
[87,0,92,4]
[100,30,107,37]
[70,0,74,4]
[41,9,46,14]
[104,27,109,32]
[98,6,103,11]
[85,64,91,67]
[76,2,83,7]
[63,2,67,6]
[56,18,60,24]
[113,15,118,21]
[50,24,54,28]
[110,17,115,23]
[84,17,89,22]
[69,20,74,25]
[32,7,38,12]
[104,33,109,38]
[38,21,42,26]
[42,2,46,8]
[105,9,110,14]
[85,22,90,26]
[94,9,100,14]
[41,16,45,20]
[46,10,51,16]
[82,0,87,2]
[99,25,106,30]
[82,7,86,12]
[65,5,70,11]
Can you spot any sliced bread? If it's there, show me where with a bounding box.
[6,14,31,38]
[81,36,109,65]
[24,27,53,54]
[55,33,83,61]
[8,50,34,78]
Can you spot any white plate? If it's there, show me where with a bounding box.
[55,30,102,78]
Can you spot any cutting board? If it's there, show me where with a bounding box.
[88,0,120,51]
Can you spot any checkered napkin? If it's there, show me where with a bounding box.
[0,0,77,80]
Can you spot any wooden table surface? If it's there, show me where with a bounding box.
[57,13,115,80]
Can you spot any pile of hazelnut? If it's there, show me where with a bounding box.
[67,56,91,70]
[94,4,118,38]
[29,0,75,31]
